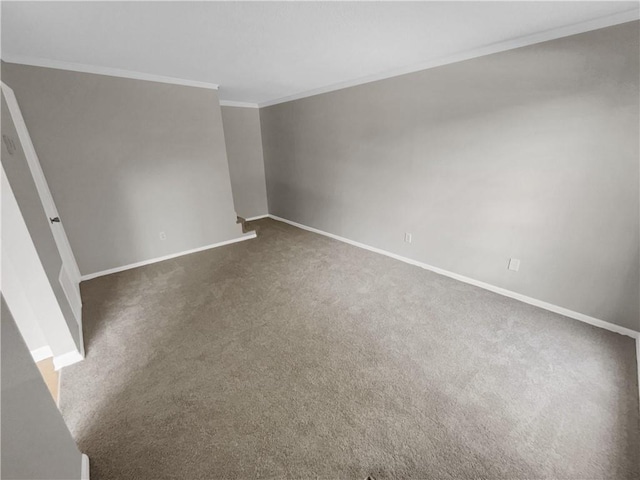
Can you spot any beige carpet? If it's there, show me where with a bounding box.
[61,218,640,479]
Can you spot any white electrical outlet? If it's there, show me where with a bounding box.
[159,231,167,240]
[404,233,412,244]
[508,258,520,272]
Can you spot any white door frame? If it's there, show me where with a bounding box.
[1,82,84,369]
[1,164,80,363]
[0,83,81,282]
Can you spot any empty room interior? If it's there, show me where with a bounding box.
[1,1,640,479]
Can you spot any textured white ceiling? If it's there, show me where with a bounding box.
[2,2,638,106]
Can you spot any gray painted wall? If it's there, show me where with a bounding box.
[1,295,82,480]
[2,95,80,350]
[261,22,640,331]
[221,106,268,219]
[2,63,245,275]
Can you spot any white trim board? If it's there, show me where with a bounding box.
[219,101,259,108]
[30,345,53,363]
[2,55,220,90]
[637,339,640,415]
[244,214,269,222]
[637,339,640,416]
[57,368,62,406]
[77,304,86,359]
[81,454,90,480]
[53,349,84,370]
[268,214,640,340]
[258,9,640,107]
[80,232,257,281]
[3,10,636,108]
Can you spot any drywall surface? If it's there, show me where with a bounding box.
[221,106,268,218]
[1,96,80,351]
[1,296,82,480]
[261,22,640,331]
[2,63,245,275]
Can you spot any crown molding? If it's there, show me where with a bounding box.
[258,9,640,108]
[2,9,637,106]
[219,100,259,108]
[1,55,220,90]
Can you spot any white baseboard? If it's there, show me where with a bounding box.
[53,349,84,370]
[81,454,90,480]
[268,214,640,340]
[30,345,53,362]
[57,368,62,406]
[80,232,257,281]
[244,214,269,221]
[77,304,86,359]
[637,338,640,416]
